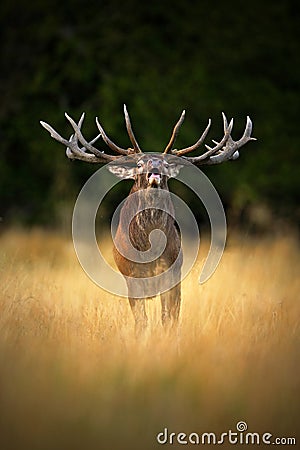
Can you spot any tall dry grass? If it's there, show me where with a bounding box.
[0,228,299,449]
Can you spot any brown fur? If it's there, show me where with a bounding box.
[111,155,182,334]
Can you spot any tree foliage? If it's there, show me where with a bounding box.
[1,0,299,227]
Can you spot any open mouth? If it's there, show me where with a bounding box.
[147,169,161,186]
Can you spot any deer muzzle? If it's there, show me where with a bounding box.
[147,168,161,186]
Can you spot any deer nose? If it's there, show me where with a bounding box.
[148,159,162,171]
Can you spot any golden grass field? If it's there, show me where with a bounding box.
[0,228,299,449]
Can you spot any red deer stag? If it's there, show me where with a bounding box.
[41,106,255,334]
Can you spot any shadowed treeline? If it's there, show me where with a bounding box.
[1,0,299,229]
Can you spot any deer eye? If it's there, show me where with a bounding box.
[137,161,143,168]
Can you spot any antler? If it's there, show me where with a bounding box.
[95,104,141,155]
[41,108,256,165]
[167,112,256,165]
[164,110,212,156]
[40,106,142,163]
[164,110,186,154]
[123,104,142,153]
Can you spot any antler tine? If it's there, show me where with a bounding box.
[65,133,109,163]
[40,114,120,163]
[201,113,233,154]
[65,113,108,158]
[183,113,256,166]
[164,110,186,154]
[95,117,129,155]
[207,115,256,164]
[77,112,102,146]
[174,119,212,156]
[123,104,142,153]
[40,120,70,146]
[239,116,256,145]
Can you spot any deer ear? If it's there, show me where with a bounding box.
[168,164,185,178]
[107,165,136,179]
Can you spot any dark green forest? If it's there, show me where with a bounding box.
[1,0,299,231]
